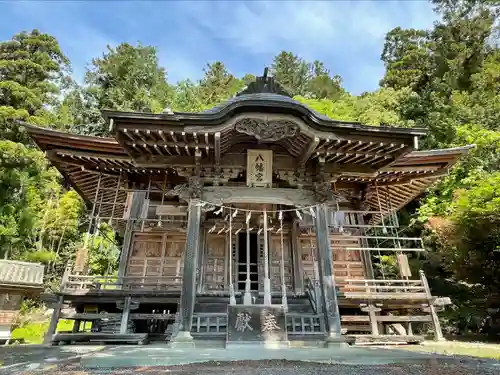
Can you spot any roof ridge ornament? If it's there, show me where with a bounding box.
[236,67,292,98]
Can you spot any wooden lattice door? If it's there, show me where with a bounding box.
[297,234,365,289]
[298,236,320,282]
[162,234,186,284]
[204,234,226,291]
[330,234,365,290]
[270,234,293,292]
[127,233,163,281]
[126,232,186,286]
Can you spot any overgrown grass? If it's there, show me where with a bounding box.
[399,340,500,360]
[11,319,73,344]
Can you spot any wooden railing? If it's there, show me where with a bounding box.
[191,313,227,336]
[305,278,319,314]
[342,278,428,299]
[298,209,399,229]
[287,313,325,335]
[61,274,183,292]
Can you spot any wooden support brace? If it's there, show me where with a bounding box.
[44,295,63,345]
[419,270,445,341]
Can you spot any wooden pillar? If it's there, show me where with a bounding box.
[171,199,202,346]
[356,214,375,279]
[291,220,304,295]
[72,320,81,333]
[420,270,445,341]
[263,210,272,305]
[44,295,63,345]
[120,296,132,334]
[361,304,381,336]
[315,204,343,341]
[407,322,414,336]
[117,192,146,280]
[196,228,206,294]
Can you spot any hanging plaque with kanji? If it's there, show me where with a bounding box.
[246,150,273,187]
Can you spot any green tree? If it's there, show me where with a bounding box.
[171,79,204,112]
[307,60,345,100]
[84,42,173,134]
[0,29,70,143]
[198,62,242,106]
[0,141,61,259]
[403,0,500,335]
[85,223,120,276]
[380,27,431,92]
[295,95,359,122]
[295,87,412,127]
[57,85,104,135]
[271,51,312,96]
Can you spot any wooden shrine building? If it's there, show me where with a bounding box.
[26,72,471,346]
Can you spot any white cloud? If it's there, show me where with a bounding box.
[174,0,438,93]
[0,0,439,94]
[176,1,435,56]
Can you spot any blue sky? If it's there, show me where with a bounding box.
[1,1,438,95]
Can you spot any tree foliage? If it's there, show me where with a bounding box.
[271,51,345,99]
[0,141,59,259]
[86,43,172,114]
[0,29,70,142]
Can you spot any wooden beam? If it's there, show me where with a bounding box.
[370,173,444,187]
[124,140,213,149]
[214,132,221,166]
[52,148,133,163]
[343,292,428,300]
[341,315,370,322]
[323,163,378,177]
[202,186,317,206]
[299,136,320,165]
[61,312,122,320]
[376,315,432,323]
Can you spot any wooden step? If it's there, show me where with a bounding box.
[341,324,371,332]
[347,334,424,345]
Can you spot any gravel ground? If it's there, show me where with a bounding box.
[4,359,500,375]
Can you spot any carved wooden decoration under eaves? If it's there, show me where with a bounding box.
[235,118,298,142]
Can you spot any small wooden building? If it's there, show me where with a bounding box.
[0,260,45,343]
[26,72,471,346]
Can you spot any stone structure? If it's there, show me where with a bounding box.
[26,70,472,347]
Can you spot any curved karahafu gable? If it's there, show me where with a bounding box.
[102,93,426,140]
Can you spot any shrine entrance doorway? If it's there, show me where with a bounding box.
[237,233,259,292]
